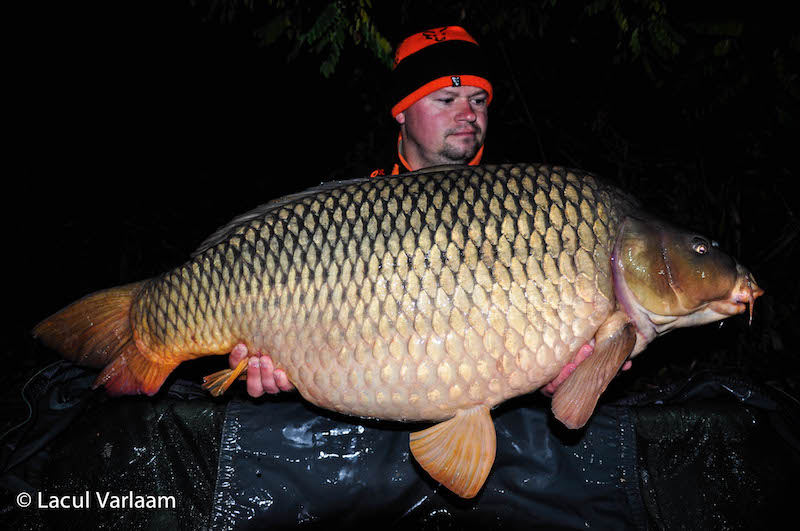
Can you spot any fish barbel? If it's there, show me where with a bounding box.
[34,163,763,498]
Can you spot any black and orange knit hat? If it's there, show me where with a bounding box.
[390,26,493,118]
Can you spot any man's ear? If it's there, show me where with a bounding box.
[394,112,406,125]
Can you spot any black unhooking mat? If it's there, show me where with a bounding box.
[1,361,798,530]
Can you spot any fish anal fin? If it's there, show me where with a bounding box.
[552,321,636,429]
[409,404,496,499]
[95,342,179,396]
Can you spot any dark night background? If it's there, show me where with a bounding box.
[5,0,798,478]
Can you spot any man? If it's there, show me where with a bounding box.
[371,25,492,176]
[227,26,494,396]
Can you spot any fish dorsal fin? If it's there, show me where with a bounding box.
[192,177,372,257]
[191,166,467,257]
[551,321,636,429]
[409,405,496,498]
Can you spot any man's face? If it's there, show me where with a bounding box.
[396,85,489,170]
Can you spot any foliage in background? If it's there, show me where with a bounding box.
[195,0,796,169]
[199,0,393,75]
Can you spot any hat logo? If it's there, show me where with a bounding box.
[451,76,461,86]
[422,28,448,42]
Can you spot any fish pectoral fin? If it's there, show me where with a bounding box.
[409,404,496,499]
[551,322,636,429]
[202,357,249,397]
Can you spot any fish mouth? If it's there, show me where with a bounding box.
[709,269,764,324]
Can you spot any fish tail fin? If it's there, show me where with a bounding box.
[33,281,177,396]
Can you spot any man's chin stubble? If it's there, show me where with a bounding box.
[440,144,479,164]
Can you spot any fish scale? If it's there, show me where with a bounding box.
[126,164,625,421]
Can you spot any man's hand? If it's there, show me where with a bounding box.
[540,341,633,397]
[228,343,295,397]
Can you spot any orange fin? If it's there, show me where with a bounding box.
[34,282,145,367]
[95,346,179,396]
[551,322,636,429]
[34,280,176,396]
[409,405,496,499]
[202,357,249,397]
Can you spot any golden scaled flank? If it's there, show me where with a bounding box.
[131,165,625,421]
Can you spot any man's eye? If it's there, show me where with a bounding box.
[472,98,486,105]
[438,98,454,104]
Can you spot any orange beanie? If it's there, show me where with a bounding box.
[390,26,493,117]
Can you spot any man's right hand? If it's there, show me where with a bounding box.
[228,343,295,397]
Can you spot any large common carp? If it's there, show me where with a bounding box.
[34,163,762,498]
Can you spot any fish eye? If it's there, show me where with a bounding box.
[691,237,709,255]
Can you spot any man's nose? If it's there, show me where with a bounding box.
[455,99,477,121]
